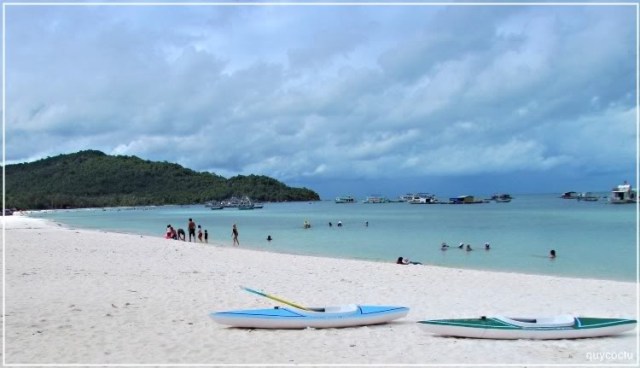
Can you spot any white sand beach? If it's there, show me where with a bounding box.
[3,215,638,366]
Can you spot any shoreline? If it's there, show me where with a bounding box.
[18,212,639,284]
[3,215,638,365]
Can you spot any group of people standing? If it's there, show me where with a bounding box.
[164,218,240,246]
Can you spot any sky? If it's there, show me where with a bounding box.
[3,3,638,200]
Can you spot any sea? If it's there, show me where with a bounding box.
[28,193,638,282]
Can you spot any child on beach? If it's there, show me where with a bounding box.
[197,225,203,242]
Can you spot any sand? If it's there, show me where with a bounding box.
[3,215,638,366]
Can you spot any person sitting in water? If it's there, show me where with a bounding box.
[267,235,272,241]
[466,244,473,251]
[458,242,464,249]
[177,228,186,241]
[549,249,556,259]
[484,242,490,250]
[397,256,422,265]
[337,221,343,227]
[441,242,449,251]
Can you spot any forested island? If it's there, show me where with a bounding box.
[4,150,320,209]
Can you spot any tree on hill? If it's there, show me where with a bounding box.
[4,150,320,209]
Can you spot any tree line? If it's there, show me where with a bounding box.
[4,150,320,209]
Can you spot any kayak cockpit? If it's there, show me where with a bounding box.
[494,315,575,328]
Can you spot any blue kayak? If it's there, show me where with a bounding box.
[210,304,409,329]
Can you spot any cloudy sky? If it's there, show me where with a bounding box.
[4,3,637,199]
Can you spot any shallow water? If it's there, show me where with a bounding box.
[30,193,637,281]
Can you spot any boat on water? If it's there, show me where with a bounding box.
[398,193,414,202]
[335,195,356,204]
[576,192,599,201]
[560,191,578,199]
[237,196,255,210]
[418,315,636,340]
[408,193,438,204]
[448,195,487,204]
[490,194,512,203]
[609,181,637,204]
[211,304,409,329]
[205,201,224,210]
[362,195,390,204]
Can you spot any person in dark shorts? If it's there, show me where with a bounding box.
[177,228,186,241]
[204,230,208,243]
[188,218,196,242]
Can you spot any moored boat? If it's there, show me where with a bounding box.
[560,191,578,199]
[490,193,512,203]
[419,315,636,339]
[408,193,438,204]
[362,195,390,204]
[576,192,599,201]
[609,181,637,204]
[335,195,356,204]
[448,195,486,204]
[205,201,224,210]
[211,304,409,329]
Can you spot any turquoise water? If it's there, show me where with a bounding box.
[29,194,637,281]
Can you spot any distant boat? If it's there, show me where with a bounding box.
[490,194,512,203]
[609,181,637,204]
[238,196,255,210]
[335,196,356,204]
[408,193,438,204]
[560,191,578,199]
[398,193,414,202]
[205,201,224,210]
[448,195,486,204]
[362,195,390,204]
[221,196,242,207]
[576,192,599,202]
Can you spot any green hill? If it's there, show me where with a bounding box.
[4,150,320,209]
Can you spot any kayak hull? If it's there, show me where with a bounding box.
[419,316,636,339]
[210,304,409,329]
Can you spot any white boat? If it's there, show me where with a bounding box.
[609,182,637,204]
[408,193,437,204]
[205,201,224,210]
[211,304,409,329]
[398,193,414,202]
[362,195,390,204]
[419,315,636,340]
[335,196,356,204]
